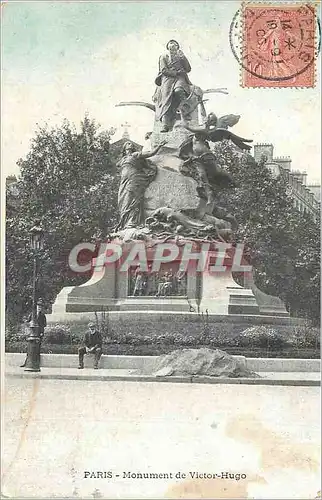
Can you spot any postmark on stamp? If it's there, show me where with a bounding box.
[230,3,320,88]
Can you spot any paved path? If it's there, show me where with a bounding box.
[2,377,320,499]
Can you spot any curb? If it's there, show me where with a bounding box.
[190,376,320,387]
[6,370,320,387]
[5,353,321,372]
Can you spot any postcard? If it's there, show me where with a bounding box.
[2,1,321,499]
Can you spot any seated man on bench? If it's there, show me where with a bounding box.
[78,322,102,370]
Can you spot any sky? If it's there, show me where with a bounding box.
[1,0,321,183]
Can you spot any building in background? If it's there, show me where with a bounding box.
[6,174,18,189]
[109,123,142,158]
[253,143,320,219]
[306,183,321,204]
[6,174,19,197]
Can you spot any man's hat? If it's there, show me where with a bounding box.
[88,322,95,328]
[37,299,44,306]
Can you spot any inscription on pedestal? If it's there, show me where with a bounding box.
[144,166,199,218]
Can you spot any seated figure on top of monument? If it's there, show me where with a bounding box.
[153,40,192,133]
[116,140,167,230]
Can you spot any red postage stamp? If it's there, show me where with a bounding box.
[241,3,318,87]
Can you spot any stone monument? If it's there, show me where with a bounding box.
[49,39,291,335]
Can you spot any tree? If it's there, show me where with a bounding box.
[213,141,320,323]
[6,115,119,328]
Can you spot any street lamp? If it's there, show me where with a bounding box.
[24,222,45,372]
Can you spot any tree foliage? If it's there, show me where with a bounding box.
[213,141,320,323]
[6,116,119,327]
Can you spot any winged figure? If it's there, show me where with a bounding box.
[181,113,253,151]
[178,114,252,212]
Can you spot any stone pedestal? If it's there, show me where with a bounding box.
[244,271,289,317]
[199,269,259,315]
[151,118,193,151]
[52,265,118,313]
[47,243,295,339]
[144,121,200,218]
[144,163,199,218]
[49,240,260,319]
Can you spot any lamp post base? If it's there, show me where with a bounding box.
[24,326,41,372]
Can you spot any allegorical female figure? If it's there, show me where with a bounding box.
[153,40,192,132]
[116,140,167,229]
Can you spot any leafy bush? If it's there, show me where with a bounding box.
[105,331,206,346]
[289,323,320,349]
[44,324,79,345]
[5,329,23,343]
[211,335,241,348]
[5,321,29,343]
[6,320,319,353]
[100,325,321,351]
[239,326,289,349]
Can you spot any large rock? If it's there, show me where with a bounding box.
[138,348,259,378]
